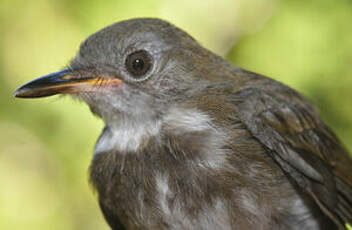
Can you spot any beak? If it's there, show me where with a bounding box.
[13,69,122,98]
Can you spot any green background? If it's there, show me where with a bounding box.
[1,0,351,229]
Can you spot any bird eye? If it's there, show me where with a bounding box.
[125,50,152,78]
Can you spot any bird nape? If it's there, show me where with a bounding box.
[14,18,352,230]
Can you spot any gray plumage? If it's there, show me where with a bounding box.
[14,18,352,230]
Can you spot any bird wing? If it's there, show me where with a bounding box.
[233,80,352,229]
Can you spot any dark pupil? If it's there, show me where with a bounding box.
[132,58,144,72]
[126,50,152,78]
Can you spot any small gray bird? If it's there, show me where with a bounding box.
[14,18,352,230]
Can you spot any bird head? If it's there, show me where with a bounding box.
[14,18,225,127]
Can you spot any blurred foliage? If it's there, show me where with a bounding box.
[0,0,351,229]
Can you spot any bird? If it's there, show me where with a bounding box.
[14,18,352,230]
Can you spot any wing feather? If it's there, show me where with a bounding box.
[233,82,352,228]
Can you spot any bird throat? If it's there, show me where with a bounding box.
[94,107,225,156]
[95,118,162,154]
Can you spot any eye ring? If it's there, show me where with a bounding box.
[125,50,152,79]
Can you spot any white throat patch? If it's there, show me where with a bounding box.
[94,107,227,165]
[163,107,214,133]
[95,119,161,154]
